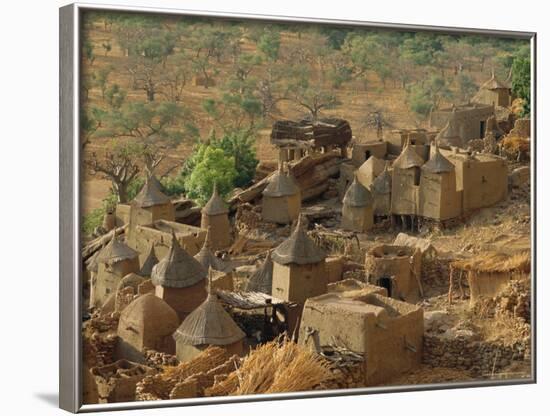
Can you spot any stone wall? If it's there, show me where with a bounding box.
[423,335,530,378]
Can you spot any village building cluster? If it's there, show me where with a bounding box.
[82,72,531,404]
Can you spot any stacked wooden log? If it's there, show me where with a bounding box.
[228,151,344,209]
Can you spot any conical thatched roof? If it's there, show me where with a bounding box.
[393,139,424,169]
[272,216,326,265]
[422,143,454,173]
[139,244,159,277]
[202,184,228,216]
[372,163,392,194]
[151,231,206,288]
[133,173,170,208]
[173,269,245,346]
[480,71,509,90]
[343,175,373,207]
[96,232,138,265]
[194,228,229,272]
[263,165,300,197]
[246,251,274,294]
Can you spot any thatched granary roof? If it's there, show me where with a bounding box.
[272,216,326,265]
[133,174,170,208]
[271,118,352,148]
[246,251,274,294]
[119,293,179,334]
[96,232,138,265]
[202,184,228,216]
[422,143,454,173]
[451,251,530,274]
[194,228,229,272]
[480,71,510,90]
[343,175,373,207]
[263,165,300,197]
[393,139,424,169]
[371,163,392,194]
[117,273,145,292]
[173,270,245,346]
[139,244,159,277]
[151,231,207,288]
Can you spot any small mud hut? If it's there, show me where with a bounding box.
[91,232,140,309]
[116,293,180,363]
[173,270,246,362]
[262,164,301,224]
[341,174,374,233]
[151,231,207,320]
[364,244,423,303]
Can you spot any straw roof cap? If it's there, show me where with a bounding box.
[133,173,170,208]
[343,175,373,207]
[173,269,245,346]
[481,71,509,90]
[246,251,274,294]
[96,232,138,265]
[263,165,300,197]
[371,163,392,194]
[151,231,207,288]
[202,184,228,216]
[393,139,424,169]
[139,244,159,277]
[422,143,455,173]
[272,216,326,265]
[194,228,229,272]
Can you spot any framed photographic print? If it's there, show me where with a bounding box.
[59,2,536,412]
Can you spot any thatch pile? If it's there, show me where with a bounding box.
[136,346,235,401]
[205,337,332,396]
[451,251,530,274]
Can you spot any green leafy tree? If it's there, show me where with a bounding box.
[203,93,263,136]
[216,132,259,188]
[257,27,281,61]
[456,73,478,102]
[406,74,453,118]
[184,146,237,204]
[512,56,531,116]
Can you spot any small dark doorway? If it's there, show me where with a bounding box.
[480,120,486,138]
[365,150,371,161]
[377,276,393,297]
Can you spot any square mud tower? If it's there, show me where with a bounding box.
[365,244,423,303]
[201,184,231,250]
[432,103,494,146]
[151,232,207,320]
[371,163,392,217]
[271,217,328,304]
[351,140,388,167]
[341,175,374,233]
[91,233,140,309]
[391,139,424,222]
[418,143,462,221]
[299,292,423,386]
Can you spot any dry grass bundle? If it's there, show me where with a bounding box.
[136,346,230,401]
[206,337,332,397]
[451,251,530,274]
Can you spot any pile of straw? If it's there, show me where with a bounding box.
[136,346,231,401]
[451,251,530,274]
[206,337,332,396]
